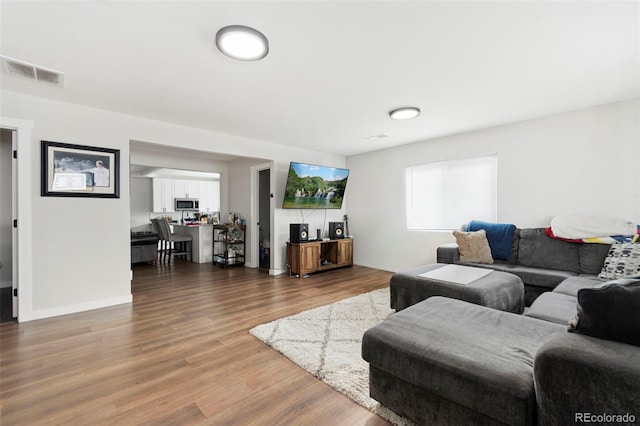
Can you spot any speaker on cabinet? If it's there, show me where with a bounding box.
[329,222,345,239]
[290,223,309,243]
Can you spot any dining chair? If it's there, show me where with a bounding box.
[152,218,192,263]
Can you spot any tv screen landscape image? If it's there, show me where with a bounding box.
[282,162,350,209]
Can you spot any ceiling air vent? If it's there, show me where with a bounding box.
[1,56,65,87]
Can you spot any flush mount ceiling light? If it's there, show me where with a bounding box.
[216,25,269,61]
[389,107,421,120]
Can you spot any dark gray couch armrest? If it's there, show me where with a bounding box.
[534,332,640,425]
[437,243,459,264]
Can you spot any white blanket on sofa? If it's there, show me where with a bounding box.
[551,215,638,239]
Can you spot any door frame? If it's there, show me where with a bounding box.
[1,117,34,322]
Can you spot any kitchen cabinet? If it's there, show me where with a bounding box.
[173,180,200,199]
[152,178,175,213]
[152,178,220,213]
[198,181,219,213]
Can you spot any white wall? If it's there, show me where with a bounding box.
[2,93,133,320]
[346,99,640,272]
[1,89,345,320]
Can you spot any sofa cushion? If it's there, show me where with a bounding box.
[507,266,576,289]
[508,228,521,264]
[362,297,565,426]
[453,230,494,264]
[524,292,577,325]
[598,242,640,279]
[568,278,640,346]
[578,243,611,275]
[517,228,580,273]
[553,276,604,297]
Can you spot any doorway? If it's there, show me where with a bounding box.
[0,129,15,322]
[258,168,271,270]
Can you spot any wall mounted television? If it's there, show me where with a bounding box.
[282,162,350,209]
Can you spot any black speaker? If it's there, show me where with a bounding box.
[290,223,309,243]
[329,222,345,239]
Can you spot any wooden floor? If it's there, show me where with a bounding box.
[0,261,394,425]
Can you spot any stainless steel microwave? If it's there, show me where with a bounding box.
[175,198,199,211]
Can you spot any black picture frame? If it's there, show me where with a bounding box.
[41,140,120,198]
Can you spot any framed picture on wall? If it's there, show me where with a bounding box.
[41,140,120,198]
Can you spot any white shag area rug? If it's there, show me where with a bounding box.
[249,288,414,425]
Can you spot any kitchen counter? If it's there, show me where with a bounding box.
[172,224,214,263]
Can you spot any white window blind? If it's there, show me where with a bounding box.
[406,155,497,230]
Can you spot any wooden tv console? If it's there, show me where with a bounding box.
[287,238,353,278]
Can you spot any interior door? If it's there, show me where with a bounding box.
[0,128,17,320]
[258,168,271,270]
[11,130,17,316]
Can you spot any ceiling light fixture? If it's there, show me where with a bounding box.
[389,107,421,120]
[216,25,269,61]
[366,134,388,141]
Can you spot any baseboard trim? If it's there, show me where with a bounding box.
[351,262,394,273]
[20,294,133,322]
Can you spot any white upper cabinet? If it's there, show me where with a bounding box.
[198,181,221,213]
[153,178,220,213]
[152,178,176,213]
[184,181,200,199]
[172,180,186,200]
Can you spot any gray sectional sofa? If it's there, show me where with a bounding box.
[437,227,612,305]
[362,227,640,425]
[363,276,640,425]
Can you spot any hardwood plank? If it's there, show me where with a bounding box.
[0,262,393,424]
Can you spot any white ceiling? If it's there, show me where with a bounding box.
[1,1,638,157]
